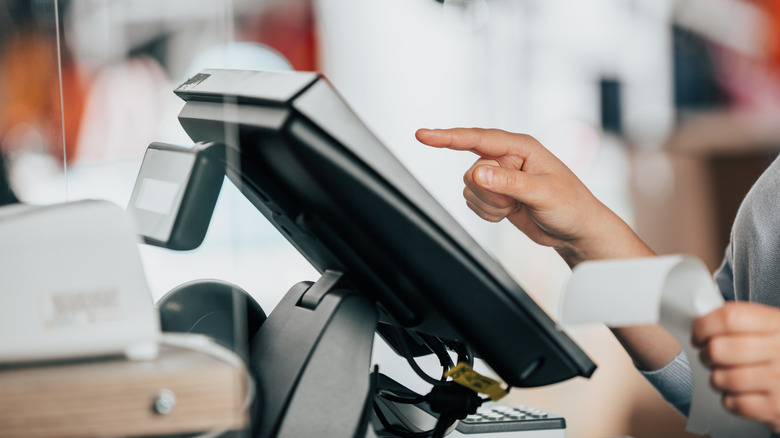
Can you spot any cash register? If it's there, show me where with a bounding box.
[127,69,596,438]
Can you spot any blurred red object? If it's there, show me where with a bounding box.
[239,0,319,72]
[708,1,780,110]
[0,31,86,164]
[764,0,780,77]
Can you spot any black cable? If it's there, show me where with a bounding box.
[372,402,432,438]
[390,327,446,387]
[377,389,427,405]
[466,344,475,366]
[430,413,456,438]
[459,342,475,367]
[403,348,443,386]
[444,340,472,367]
[420,334,453,369]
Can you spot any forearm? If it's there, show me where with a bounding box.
[554,201,655,268]
[612,325,682,371]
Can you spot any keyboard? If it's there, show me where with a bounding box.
[455,404,566,436]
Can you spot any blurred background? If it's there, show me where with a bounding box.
[2,0,780,437]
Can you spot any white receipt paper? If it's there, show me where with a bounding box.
[560,255,770,438]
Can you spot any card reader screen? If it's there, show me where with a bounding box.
[128,148,195,244]
[135,178,182,215]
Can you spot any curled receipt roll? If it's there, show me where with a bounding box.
[560,255,770,438]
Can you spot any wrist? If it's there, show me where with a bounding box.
[555,204,654,268]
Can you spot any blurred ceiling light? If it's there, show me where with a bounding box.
[673,0,768,57]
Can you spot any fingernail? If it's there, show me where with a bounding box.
[478,167,493,186]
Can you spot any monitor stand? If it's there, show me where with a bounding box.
[249,270,378,438]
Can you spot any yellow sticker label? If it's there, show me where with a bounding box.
[445,362,509,401]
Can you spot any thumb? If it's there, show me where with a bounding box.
[473,165,540,205]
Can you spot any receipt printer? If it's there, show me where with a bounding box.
[0,200,160,363]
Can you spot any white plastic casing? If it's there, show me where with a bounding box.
[0,200,160,363]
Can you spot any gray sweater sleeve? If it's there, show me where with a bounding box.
[639,349,692,416]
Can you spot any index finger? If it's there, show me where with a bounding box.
[416,128,537,159]
[692,302,780,347]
